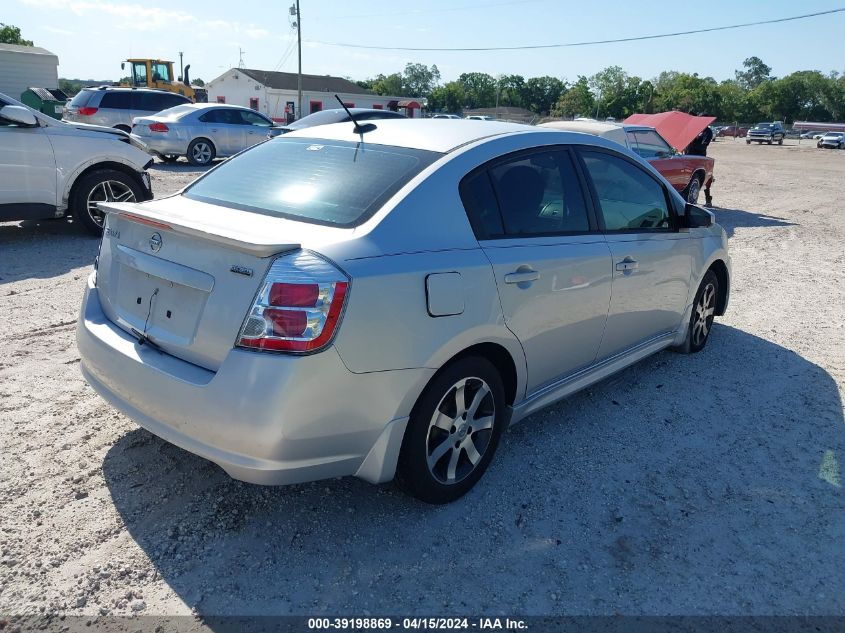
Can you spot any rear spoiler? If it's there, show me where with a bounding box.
[100,202,301,258]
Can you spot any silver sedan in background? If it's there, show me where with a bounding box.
[131,103,276,165]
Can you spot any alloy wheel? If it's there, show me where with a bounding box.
[426,377,496,485]
[692,281,716,347]
[687,178,701,204]
[192,142,212,164]
[86,180,136,228]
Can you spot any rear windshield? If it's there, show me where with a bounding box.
[69,90,95,107]
[183,138,440,227]
[156,104,196,118]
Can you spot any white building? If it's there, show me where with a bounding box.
[0,43,59,100]
[205,68,420,121]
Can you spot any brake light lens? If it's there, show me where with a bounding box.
[148,122,169,132]
[237,251,349,353]
[77,107,98,116]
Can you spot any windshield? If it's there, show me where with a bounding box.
[755,123,773,129]
[183,138,440,227]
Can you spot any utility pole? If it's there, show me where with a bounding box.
[238,48,246,69]
[291,0,302,120]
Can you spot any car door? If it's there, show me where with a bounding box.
[0,100,57,213]
[577,148,693,360]
[237,110,273,149]
[462,147,613,393]
[197,109,242,155]
[626,128,690,193]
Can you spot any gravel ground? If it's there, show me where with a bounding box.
[1,141,843,620]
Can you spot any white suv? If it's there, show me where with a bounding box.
[0,91,153,235]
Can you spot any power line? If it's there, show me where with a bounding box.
[307,7,845,51]
[311,0,542,21]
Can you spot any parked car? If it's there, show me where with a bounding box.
[432,114,461,119]
[130,103,275,165]
[746,121,786,145]
[77,119,731,503]
[267,108,406,138]
[800,130,825,139]
[63,86,191,133]
[466,115,495,121]
[539,120,715,204]
[717,125,749,138]
[817,132,845,149]
[0,91,152,235]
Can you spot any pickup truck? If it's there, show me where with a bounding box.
[540,119,715,205]
[746,122,786,145]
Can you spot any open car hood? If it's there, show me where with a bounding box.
[624,112,716,152]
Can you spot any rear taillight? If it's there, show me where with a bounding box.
[148,122,169,132]
[77,107,98,116]
[237,251,349,353]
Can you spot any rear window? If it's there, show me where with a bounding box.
[69,90,95,107]
[183,138,440,227]
[156,104,196,118]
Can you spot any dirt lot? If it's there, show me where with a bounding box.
[1,140,843,620]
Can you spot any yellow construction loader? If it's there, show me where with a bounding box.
[120,59,196,100]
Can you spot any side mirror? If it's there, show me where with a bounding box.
[679,202,714,229]
[0,105,38,127]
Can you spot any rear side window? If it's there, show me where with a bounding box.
[100,92,133,109]
[459,171,504,238]
[487,150,590,236]
[184,138,440,227]
[69,90,95,107]
[580,150,671,231]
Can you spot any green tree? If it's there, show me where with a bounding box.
[371,73,405,96]
[192,77,205,87]
[551,76,595,118]
[653,72,720,115]
[524,76,566,115]
[403,63,440,98]
[457,72,497,108]
[428,81,466,113]
[735,56,772,90]
[497,74,525,108]
[0,23,33,46]
[590,66,644,119]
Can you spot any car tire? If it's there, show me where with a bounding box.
[746,139,751,144]
[187,138,216,166]
[395,356,507,504]
[114,124,131,134]
[71,169,144,236]
[159,154,180,163]
[778,138,783,145]
[674,270,719,354]
[683,175,702,204]
[767,139,772,145]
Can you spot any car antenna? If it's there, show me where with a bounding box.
[334,94,376,135]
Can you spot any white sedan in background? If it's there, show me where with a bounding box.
[131,103,277,166]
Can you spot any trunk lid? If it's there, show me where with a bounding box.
[95,197,312,371]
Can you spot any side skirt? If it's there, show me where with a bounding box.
[509,332,677,425]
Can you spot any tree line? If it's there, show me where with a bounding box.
[357,57,845,123]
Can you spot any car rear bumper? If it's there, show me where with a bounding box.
[77,275,432,485]
[129,133,187,156]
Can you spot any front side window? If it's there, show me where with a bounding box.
[626,129,674,159]
[580,150,671,232]
[184,138,440,227]
[487,150,590,236]
[131,62,148,87]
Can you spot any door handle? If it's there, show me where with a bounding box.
[504,268,540,284]
[615,257,639,272]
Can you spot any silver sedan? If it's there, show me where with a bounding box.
[130,103,277,165]
[77,120,731,503]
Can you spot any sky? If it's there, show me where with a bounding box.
[5,0,845,84]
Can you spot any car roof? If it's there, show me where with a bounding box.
[282,118,547,153]
[82,86,180,94]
